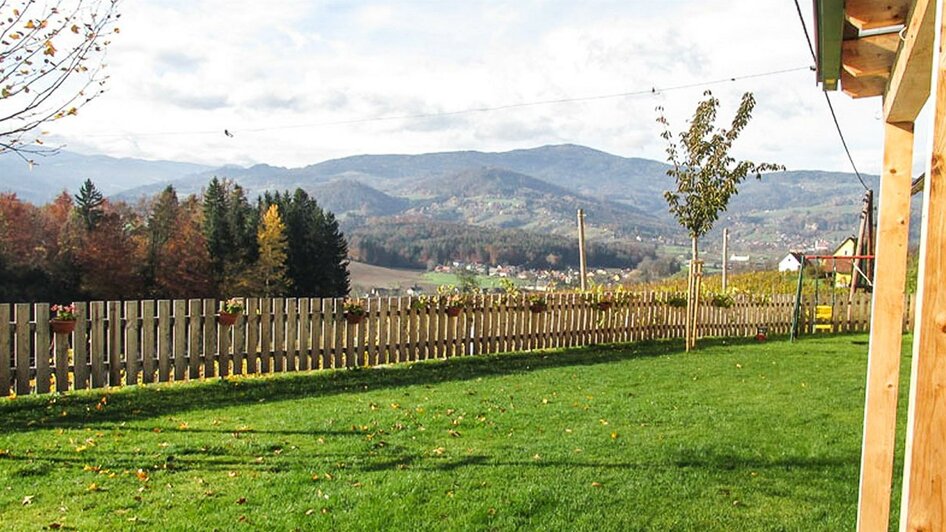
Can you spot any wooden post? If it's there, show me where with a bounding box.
[901,3,946,527]
[722,228,730,292]
[577,209,588,292]
[856,121,914,531]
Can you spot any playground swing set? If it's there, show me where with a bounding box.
[790,191,875,340]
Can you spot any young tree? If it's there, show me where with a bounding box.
[657,91,782,350]
[657,91,783,262]
[74,178,104,229]
[0,0,121,161]
[243,204,289,297]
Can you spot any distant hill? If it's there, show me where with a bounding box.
[308,179,409,217]
[0,151,212,203]
[0,146,891,263]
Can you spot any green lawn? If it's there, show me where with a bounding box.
[0,335,911,530]
[421,272,524,289]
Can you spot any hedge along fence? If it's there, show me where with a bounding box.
[0,291,893,397]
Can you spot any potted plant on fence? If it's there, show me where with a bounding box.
[528,294,547,313]
[50,303,77,334]
[437,285,470,317]
[343,299,366,325]
[218,298,244,326]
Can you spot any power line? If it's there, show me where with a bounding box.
[79,65,812,139]
[793,0,870,191]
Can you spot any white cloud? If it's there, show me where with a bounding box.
[41,0,890,175]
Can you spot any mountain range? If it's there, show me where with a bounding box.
[0,144,894,262]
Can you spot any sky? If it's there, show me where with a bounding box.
[42,0,934,174]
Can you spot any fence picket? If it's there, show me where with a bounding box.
[0,304,10,396]
[14,304,29,395]
[142,301,156,384]
[125,301,139,386]
[35,304,50,394]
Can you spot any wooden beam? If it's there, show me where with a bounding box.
[842,68,889,98]
[884,0,936,122]
[846,0,911,30]
[856,121,914,532]
[901,2,946,528]
[843,33,900,78]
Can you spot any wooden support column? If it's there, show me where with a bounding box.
[856,121,914,532]
[901,2,946,528]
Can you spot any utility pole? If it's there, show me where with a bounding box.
[722,228,730,291]
[577,209,588,291]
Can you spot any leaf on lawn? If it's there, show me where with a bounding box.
[305,509,315,516]
[22,495,33,505]
[591,482,603,488]
[178,422,189,430]
[87,482,102,492]
[448,430,461,438]
[236,497,246,505]
[135,469,149,482]
[48,522,62,529]
[611,432,619,439]
[599,419,609,425]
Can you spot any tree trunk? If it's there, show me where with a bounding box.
[687,236,701,351]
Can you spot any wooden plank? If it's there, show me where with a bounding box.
[298,298,310,371]
[141,300,156,384]
[14,304,31,395]
[187,299,201,379]
[320,298,332,370]
[333,299,345,369]
[35,304,50,394]
[901,8,946,527]
[0,304,11,396]
[53,315,69,392]
[108,301,122,386]
[73,303,89,389]
[309,299,325,369]
[202,299,216,378]
[272,298,285,372]
[286,298,298,372]
[159,300,173,382]
[89,302,106,389]
[846,0,911,30]
[218,308,231,378]
[232,306,245,375]
[260,298,272,373]
[246,298,260,373]
[124,301,139,386]
[885,0,935,122]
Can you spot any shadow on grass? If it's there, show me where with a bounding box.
[0,442,857,479]
[0,335,790,434]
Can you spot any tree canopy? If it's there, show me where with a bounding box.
[657,91,783,260]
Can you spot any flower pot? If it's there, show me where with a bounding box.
[529,303,547,313]
[446,306,462,317]
[345,313,364,325]
[218,312,239,326]
[50,319,76,334]
[595,301,613,311]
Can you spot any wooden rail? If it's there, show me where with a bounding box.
[0,292,895,396]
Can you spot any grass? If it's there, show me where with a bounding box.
[0,334,911,530]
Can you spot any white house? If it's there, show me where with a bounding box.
[778,252,805,272]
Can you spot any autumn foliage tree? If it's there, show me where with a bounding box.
[242,204,289,297]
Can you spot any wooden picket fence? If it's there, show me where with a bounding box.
[0,291,907,397]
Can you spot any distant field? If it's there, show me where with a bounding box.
[348,262,526,295]
[348,261,430,292]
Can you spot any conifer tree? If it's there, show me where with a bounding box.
[74,178,104,230]
[202,177,228,284]
[146,186,179,294]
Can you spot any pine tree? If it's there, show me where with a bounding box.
[74,179,105,230]
[244,204,289,297]
[202,177,229,285]
[146,186,180,295]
